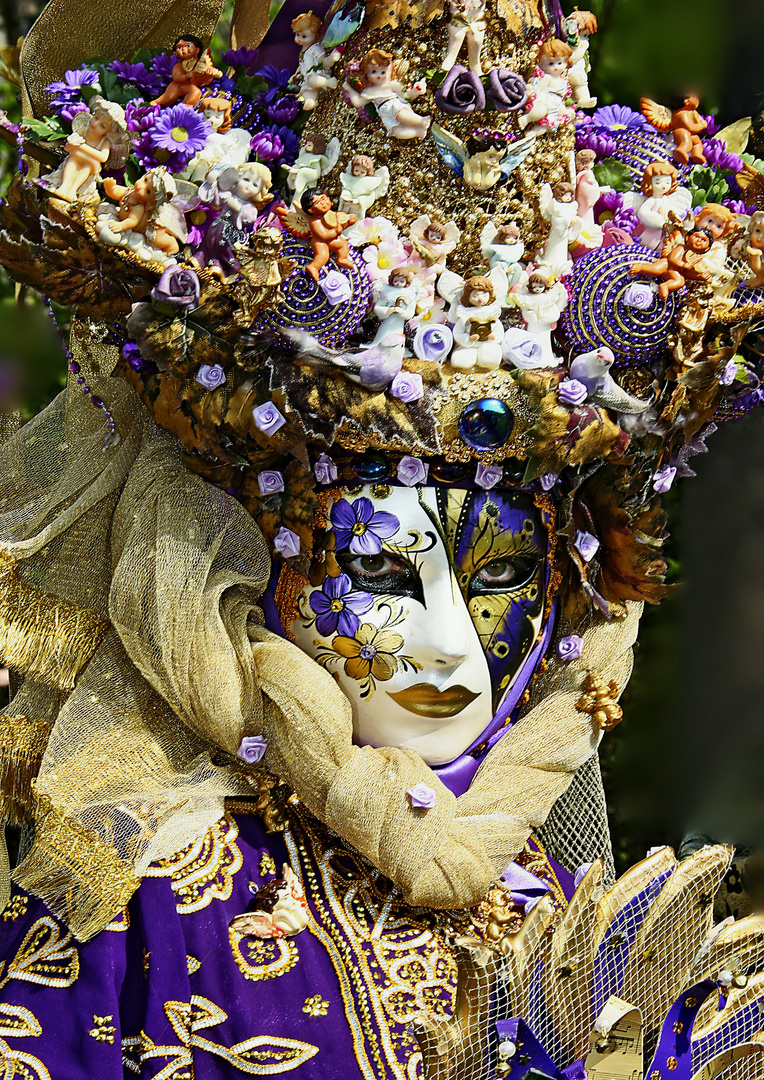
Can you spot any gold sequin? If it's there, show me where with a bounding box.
[89,1015,116,1044]
[302,995,329,1017]
[1,894,27,922]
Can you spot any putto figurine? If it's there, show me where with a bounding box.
[279,188,356,281]
[289,11,342,111]
[343,49,431,141]
[738,211,764,289]
[640,93,708,166]
[96,167,193,265]
[624,161,692,251]
[480,220,525,282]
[338,155,390,218]
[151,34,221,108]
[539,181,581,275]
[366,266,419,350]
[46,97,129,203]
[440,0,488,76]
[229,865,310,940]
[438,267,508,370]
[407,214,460,274]
[566,9,598,109]
[630,224,713,300]
[573,149,603,252]
[286,133,341,203]
[518,39,576,134]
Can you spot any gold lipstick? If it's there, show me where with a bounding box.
[386,683,480,718]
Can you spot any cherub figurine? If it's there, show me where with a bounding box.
[566,9,598,109]
[736,210,764,289]
[289,11,342,111]
[343,49,430,141]
[46,96,129,203]
[518,40,576,134]
[623,161,692,251]
[151,35,222,108]
[232,227,289,329]
[229,865,310,939]
[431,125,536,191]
[640,94,708,166]
[574,149,603,252]
[438,265,509,370]
[480,220,525,282]
[366,266,419,349]
[184,93,251,183]
[278,188,356,281]
[440,0,487,76]
[407,215,460,274]
[539,181,581,276]
[338,155,390,219]
[197,162,274,276]
[509,268,569,367]
[630,226,714,300]
[97,167,195,265]
[286,133,341,203]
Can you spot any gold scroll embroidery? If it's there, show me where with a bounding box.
[229,929,299,982]
[145,814,243,914]
[0,915,79,990]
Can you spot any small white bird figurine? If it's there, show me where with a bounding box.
[569,347,652,414]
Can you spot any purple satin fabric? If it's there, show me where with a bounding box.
[501,860,552,913]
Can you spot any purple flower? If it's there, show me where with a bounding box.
[223,47,260,75]
[413,324,453,363]
[152,265,201,311]
[502,327,543,369]
[623,282,656,310]
[435,65,485,115]
[146,103,211,168]
[45,67,100,114]
[126,100,160,134]
[652,465,676,493]
[109,60,157,95]
[594,191,624,224]
[576,126,616,158]
[475,462,502,490]
[195,364,226,390]
[58,100,90,124]
[150,52,176,82]
[123,342,146,371]
[591,104,647,133]
[314,454,338,485]
[330,496,399,555]
[488,69,527,113]
[702,114,719,137]
[251,130,284,163]
[260,65,292,88]
[237,735,268,763]
[407,783,437,809]
[539,472,558,491]
[557,634,583,662]
[258,470,284,495]
[257,124,300,166]
[723,198,756,216]
[266,95,301,125]
[558,379,588,407]
[252,401,286,435]
[574,530,600,562]
[309,573,374,637]
[389,371,424,403]
[702,138,742,175]
[320,270,352,306]
[397,456,429,487]
[720,359,738,386]
[274,527,301,559]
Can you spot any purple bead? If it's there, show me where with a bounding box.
[69,360,81,374]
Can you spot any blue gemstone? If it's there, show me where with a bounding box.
[352,451,390,482]
[458,399,514,451]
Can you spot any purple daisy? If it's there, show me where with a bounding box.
[125,100,160,133]
[723,198,757,216]
[576,126,616,158]
[330,497,399,555]
[701,138,743,175]
[45,67,100,117]
[591,104,648,134]
[309,574,374,638]
[259,65,292,88]
[593,190,623,224]
[146,103,211,169]
[223,47,260,75]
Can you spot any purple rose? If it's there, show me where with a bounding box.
[720,360,738,386]
[257,470,284,496]
[557,634,583,662]
[574,530,600,563]
[413,324,453,363]
[273,526,301,559]
[539,472,558,491]
[558,379,589,407]
[151,266,201,312]
[314,453,338,485]
[253,401,286,436]
[251,130,284,163]
[503,327,544,370]
[237,735,268,763]
[435,65,486,115]
[652,465,677,493]
[390,371,424,403]
[623,282,656,310]
[320,270,352,306]
[407,783,437,809]
[475,462,502,490]
[195,364,226,390]
[397,456,429,487]
[488,69,527,113]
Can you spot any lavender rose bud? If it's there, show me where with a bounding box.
[720,359,738,386]
[237,735,268,764]
[475,462,502,490]
[434,65,486,115]
[397,455,429,487]
[413,324,453,363]
[252,401,286,436]
[574,530,600,563]
[502,327,544,370]
[488,69,528,113]
[390,371,424,403]
[652,465,677,493]
[558,379,589,407]
[623,282,656,310]
[540,472,558,491]
[257,470,285,496]
[151,265,201,312]
[273,526,301,559]
[320,269,352,307]
[251,130,284,162]
[314,453,338,485]
[557,634,583,662]
[195,363,226,390]
[407,783,437,809]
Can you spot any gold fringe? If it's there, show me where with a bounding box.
[13,795,139,942]
[0,550,108,691]
[0,716,53,824]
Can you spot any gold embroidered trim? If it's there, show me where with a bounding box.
[0,549,108,691]
[13,797,139,941]
[0,1037,50,1080]
[0,716,53,824]
[145,814,242,914]
[0,915,79,990]
[0,1003,42,1038]
[229,928,299,982]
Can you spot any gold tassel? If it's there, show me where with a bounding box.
[0,550,108,691]
[0,715,53,824]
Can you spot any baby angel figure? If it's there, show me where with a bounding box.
[183,92,252,183]
[623,161,692,252]
[286,133,341,203]
[481,220,525,283]
[507,267,568,368]
[518,39,576,135]
[47,97,130,203]
[338,155,390,219]
[440,0,488,75]
[566,9,598,109]
[407,215,461,275]
[343,49,430,141]
[539,181,582,276]
[290,11,342,111]
[438,265,509,370]
[229,865,310,940]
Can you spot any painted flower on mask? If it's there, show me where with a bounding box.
[309,573,374,637]
[330,497,399,555]
[331,623,405,682]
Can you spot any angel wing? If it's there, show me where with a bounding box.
[229,910,276,939]
[480,221,498,251]
[488,263,509,307]
[171,179,200,215]
[735,163,764,211]
[431,123,467,179]
[499,134,537,180]
[324,137,342,174]
[276,203,311,238]
[321,1,364,48]
[371,165,390,199]
[283,863,306,903]
[640,96,673,132]
[538,181,554,223]
[436,267,465,307]
[154,201,189,243]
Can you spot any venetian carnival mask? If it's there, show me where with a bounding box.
[272,485,553,764]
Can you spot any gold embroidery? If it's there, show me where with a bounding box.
[186,955,201,975]
[303,995,329,1017]
[143,949,150,977]
[145,814,243,914]
[0,717,52,823]
[89,1015,116,1044]
[0,1036,51,1080]
[0,1003,42,1038]
[0,916,79,990]
[104,907,130,932]
[229,927,299,981]
[2,893,28,921]
[259,851,277,878]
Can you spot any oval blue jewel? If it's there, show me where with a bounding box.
[352,451,390,482]
[458,399,514,451]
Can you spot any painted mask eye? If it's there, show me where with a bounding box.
[468,556,540,596]
[337,551,424,603]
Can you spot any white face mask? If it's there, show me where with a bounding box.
[282,486,550,765]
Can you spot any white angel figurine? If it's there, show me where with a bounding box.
[286,133,341,203]
[46,96,130,203]
[97,168,197,266]
[183,93,252,183]
[289,11,342,111]
[199,162,273,227]
[480,220,524,283]
[507,268,568,368]
[366,267,420,349]
[338,155,390,219]
[343,49,430,141]
[438,265,508,370]
[538,181,581,276]
[407,215,460,274]
[623,162,692,251]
